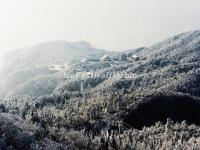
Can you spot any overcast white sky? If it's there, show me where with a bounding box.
[0,0,200,68]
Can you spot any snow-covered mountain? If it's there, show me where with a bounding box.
[0,40,113,98]
[0,31,200,149]
[1,40,107,75]
[1,30,200,100]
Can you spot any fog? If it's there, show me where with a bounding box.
[0,0,200,69]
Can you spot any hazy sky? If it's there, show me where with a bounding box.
[0,0,200,68]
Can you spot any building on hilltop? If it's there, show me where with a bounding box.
[81,58,100,63]
[131,54,140,61]
[100,55,113,61]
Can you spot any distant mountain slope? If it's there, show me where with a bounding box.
[1,31,200,100]
[96,30,200,99]
[141,31,200,62]
[5,73,63,99]
[1,40,107,75]
[0,66,53,98]
[0,41,111,98]
[52,31,200,104]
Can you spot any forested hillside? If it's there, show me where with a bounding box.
[0,31,200,149]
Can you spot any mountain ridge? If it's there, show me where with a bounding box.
[1,30,200,99]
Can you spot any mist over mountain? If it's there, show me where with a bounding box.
[0,40,114,98]
[1,40,107,74]
[0,31,200,149]
[0,31,199,100]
